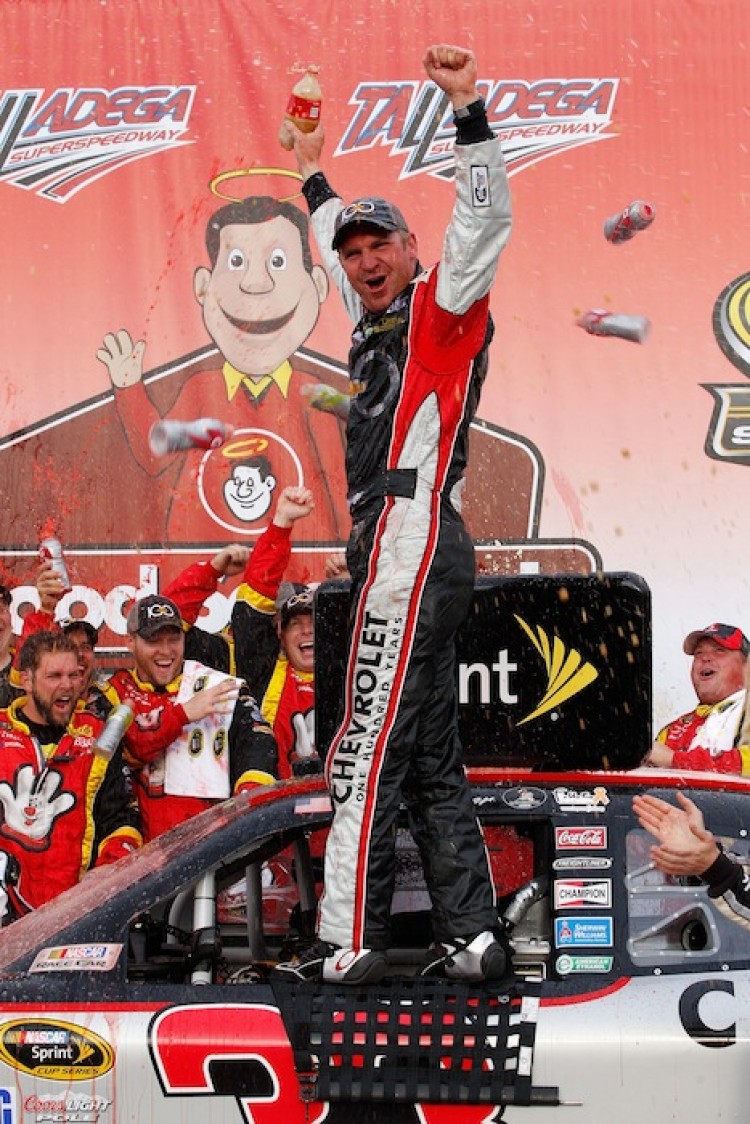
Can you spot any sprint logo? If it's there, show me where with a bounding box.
[457,616,599,723]
[513,615,599,724]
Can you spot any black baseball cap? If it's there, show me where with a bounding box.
[332,196,409,251]
[683,622,750,657]
[126,595,183,639]
[279,589,314,630]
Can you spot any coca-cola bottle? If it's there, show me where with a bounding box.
[279,65,322,150]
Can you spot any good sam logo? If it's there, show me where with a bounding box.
[0,85,195,202]
[0,1020,114,1080]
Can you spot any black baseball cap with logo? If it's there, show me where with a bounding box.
[280,589,314,630]
[126,595,183,639]
[683,622,750,657]
[332,196,409,251]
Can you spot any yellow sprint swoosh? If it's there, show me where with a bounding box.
[514,615,599,725]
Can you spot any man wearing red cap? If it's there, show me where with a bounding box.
[645,622,750,772]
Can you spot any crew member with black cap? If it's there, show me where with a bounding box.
[102,593,278,841]
[277,43,513,984]
[645,622,750,772]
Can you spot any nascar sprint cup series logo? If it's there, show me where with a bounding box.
[334,73,619,178]
[0,85,195,202]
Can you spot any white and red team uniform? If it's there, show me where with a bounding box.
[656,691,749,773]
[300,112,512,952]
[101,667,277,842]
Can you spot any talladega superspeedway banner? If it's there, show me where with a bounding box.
[1,0,749,730]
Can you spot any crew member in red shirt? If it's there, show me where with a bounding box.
[0,631,141,919]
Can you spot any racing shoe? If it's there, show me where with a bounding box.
[274,940,388,985]
[421,930,511,982]
[322,946,388,984]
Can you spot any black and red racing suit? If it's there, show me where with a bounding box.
[301,109,512,950]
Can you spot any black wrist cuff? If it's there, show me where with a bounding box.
[454,99,494,144]
[703,849,737,896]
[302,172,338,215]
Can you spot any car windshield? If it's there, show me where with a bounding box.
[0,787,290,974]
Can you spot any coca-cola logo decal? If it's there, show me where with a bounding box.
[555,826,608,850]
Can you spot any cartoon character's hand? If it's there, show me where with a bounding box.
[96,329,146,388]
[291,709,316,759]
[0,767,75,850]
[290,710,322,776]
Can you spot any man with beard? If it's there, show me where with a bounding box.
[0,631,141,920]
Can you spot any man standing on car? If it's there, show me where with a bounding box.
[276,43,513,984]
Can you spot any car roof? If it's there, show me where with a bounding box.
[2,767,749,975]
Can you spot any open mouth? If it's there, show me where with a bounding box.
[223,305,297,335]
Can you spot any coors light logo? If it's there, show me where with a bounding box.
[0,85,196,202]
[335,75,619,180]
[555,826,608,850]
